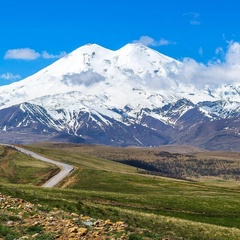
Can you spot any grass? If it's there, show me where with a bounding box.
[2,143,240,239]
[2,180,240,239]
[0,218,55,240]
[0,225,20,240]
[0,146,59,185]
[2,182,240,240]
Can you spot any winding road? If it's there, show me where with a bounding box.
[2,144,74,188]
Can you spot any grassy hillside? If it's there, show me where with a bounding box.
[1,143,240,239]
[0,145,59,185]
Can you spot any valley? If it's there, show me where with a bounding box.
[2,2,240,240]
[1,143,240,239]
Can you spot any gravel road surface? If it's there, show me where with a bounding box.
[2,144,74,187]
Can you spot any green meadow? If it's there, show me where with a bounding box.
[1,143,240,239]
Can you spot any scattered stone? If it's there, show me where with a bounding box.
[78,227,88,236]
[83,220,94,226]
[104,218,113,225]
[71,212,79,217]
[32,233,39,238]
[6,220,14,226]
[69,226,78,233]
[0,193,133,239]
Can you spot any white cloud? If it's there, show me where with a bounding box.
[62,71,105,86]
[215,47,223,55]
[4,48,67,60]
[225,41,240,65]
[184,12,201,25]
[0,72,21,80]
[190,20,200,25]
[183,12,200,18]
[4,48,40,60]
[175,41,240,88]
[132,36,175,47]
[42,51,67,59]
[158,38,172,46]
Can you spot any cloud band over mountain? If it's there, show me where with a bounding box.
[4,48,67,60]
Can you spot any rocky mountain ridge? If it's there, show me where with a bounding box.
[0,43,240,150]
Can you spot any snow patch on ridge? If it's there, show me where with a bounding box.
[0,43,239,134]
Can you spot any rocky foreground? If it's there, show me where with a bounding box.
[0,193,136,240]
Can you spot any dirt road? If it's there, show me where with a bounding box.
[3,144,74,187]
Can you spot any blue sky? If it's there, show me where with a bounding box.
[1,0,240,85]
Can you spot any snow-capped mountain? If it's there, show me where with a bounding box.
[0,43,240,151]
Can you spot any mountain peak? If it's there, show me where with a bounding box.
[0,43,240,150]
[117,43,179,64]
[66,43,112,58]
[119,42,148,50]
[0,43,210,110]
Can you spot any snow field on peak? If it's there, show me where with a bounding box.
[0,43,239,123]
[0,43,182,110]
